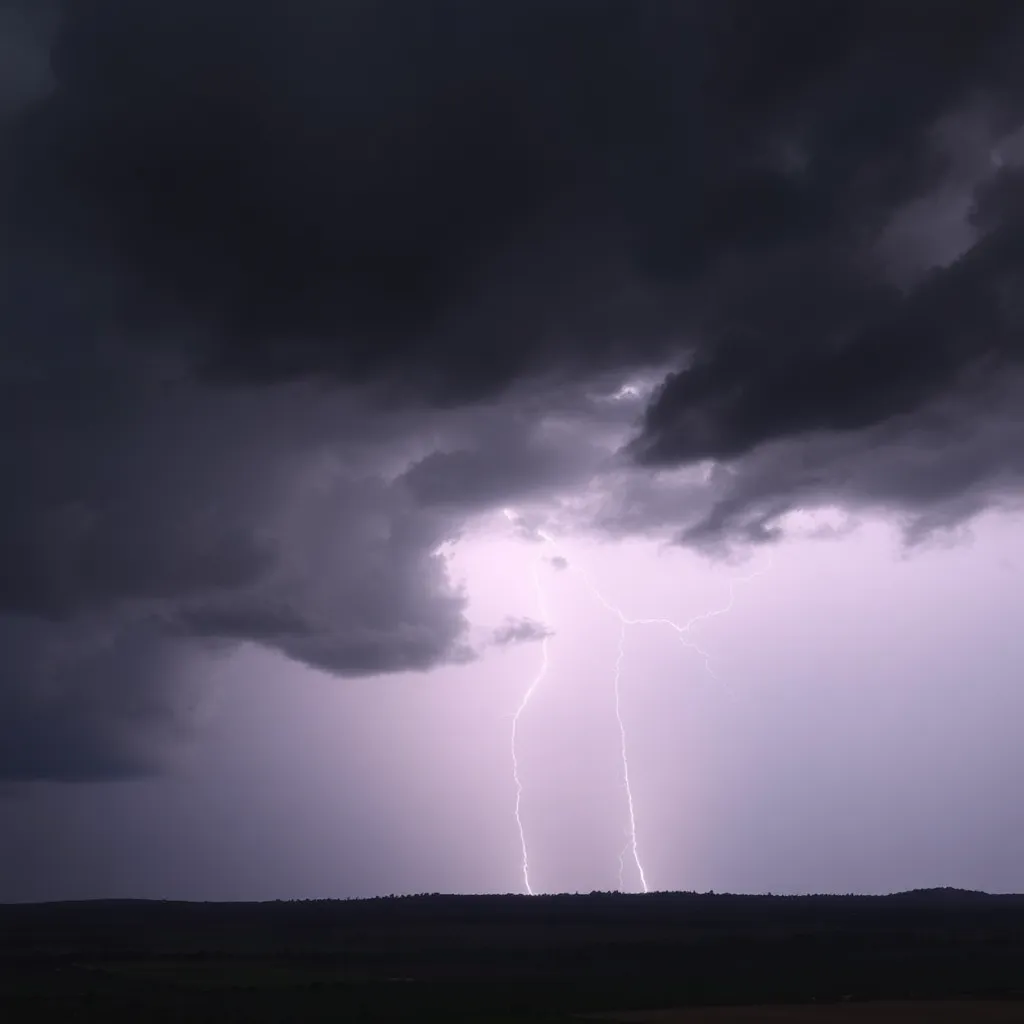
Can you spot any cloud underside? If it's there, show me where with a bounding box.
[2,0,1024,778]
[490,617,554,648]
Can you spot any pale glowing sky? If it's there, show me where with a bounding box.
[5,508,1022,902]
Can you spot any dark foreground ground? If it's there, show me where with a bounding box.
[2,888,1024,1022]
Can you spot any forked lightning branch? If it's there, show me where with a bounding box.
[503,508,770,895]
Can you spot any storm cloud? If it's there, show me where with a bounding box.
[3,0,1024,779]
[489,617,554,649]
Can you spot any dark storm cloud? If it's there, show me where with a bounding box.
[971,163,1024,231]
[631,214,1024,466]
[0,2,57,120]
[0,616,194,782]
[8,0,680,400]
[13,0,1020,399]
[490,617,553,649]
[398,405,609,511]
[0,361,474,779]
[4,0,1024,778]
[672,379,1024,550]
[15,1,1023,480]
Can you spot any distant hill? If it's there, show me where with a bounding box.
[889,887,993,899]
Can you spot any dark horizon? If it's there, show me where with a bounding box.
[4,885,1018,903]
[6,886,1024,1018]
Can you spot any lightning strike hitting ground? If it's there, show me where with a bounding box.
[540,534,773,891]
[507,512,551,896]
[535,527,652,892]
[504,508,770,894]
[612,615,649,893]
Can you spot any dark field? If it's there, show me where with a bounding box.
[582,1005,1024,1022]
[2,888,1024,1022]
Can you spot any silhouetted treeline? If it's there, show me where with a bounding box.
[2,889,1024,1021]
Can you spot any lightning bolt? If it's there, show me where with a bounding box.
[544,531,772,890]
[612,614,648,892]
[534,527,655,892]
[507,512,551,896]
[505,508,771,894]
[546,537,773,698]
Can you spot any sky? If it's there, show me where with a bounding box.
[1,0,1023,902]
